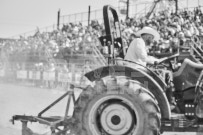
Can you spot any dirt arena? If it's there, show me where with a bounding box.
[0,83,200,135]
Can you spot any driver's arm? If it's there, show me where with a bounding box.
[146,56,159,65]
[133,39,159,65]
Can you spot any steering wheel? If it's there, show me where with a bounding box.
[157,53,179,64]
[150,53,179,72]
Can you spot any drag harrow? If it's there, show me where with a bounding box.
[11,84,85,135]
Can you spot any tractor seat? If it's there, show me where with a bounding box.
[173,58,203,91]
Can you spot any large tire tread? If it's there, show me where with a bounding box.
[70,77,161,135]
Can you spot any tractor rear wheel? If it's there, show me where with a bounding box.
[70,77,161,135]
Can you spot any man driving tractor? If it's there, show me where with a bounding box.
[125,26,175,110]
[125,26,161,66]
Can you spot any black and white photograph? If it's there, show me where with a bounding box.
[0,0,203,134]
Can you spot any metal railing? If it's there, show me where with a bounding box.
[9,1,202,39]
[190,37,203,61]
[60,2,153,25]
[91,44,107,66]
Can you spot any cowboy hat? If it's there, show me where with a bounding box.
[136,26,160,41]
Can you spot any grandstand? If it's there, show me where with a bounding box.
[0,0,203,88]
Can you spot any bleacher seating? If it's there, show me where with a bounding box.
[0,6,203,71]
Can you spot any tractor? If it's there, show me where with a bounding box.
[12,5,203,135]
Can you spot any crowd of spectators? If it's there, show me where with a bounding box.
[1,6,203,72]
[121,6,203,54]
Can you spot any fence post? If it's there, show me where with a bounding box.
[88,5,91,26]
[175,0,178,14]
[57,9,60,30]
[126,0,129,19]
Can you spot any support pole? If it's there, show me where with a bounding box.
[57,9,60,30]
[126,0,129,19]
[38,91,71,117]
[175,0,178,14]
[88,6,91,26]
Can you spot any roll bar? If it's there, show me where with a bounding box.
[102,5,124,63]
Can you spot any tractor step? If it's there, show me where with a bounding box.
[161,113,203,132]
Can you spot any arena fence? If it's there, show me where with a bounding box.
[0,63,96,90]
[60,2,153,25]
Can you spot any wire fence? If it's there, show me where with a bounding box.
[59,0,203,25]
[9,1,155,39]
[60,2,153,25]
[10,24,58,39]
[0,63,93,90]
[8,0,203,40]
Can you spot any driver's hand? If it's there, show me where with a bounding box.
[154,60,159,65]
[158,57,168,64]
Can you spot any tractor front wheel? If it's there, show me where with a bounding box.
[71,77,161,135]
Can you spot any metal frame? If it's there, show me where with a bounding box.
[12,84,85,135]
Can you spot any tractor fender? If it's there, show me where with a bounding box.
[85,65,171,119]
